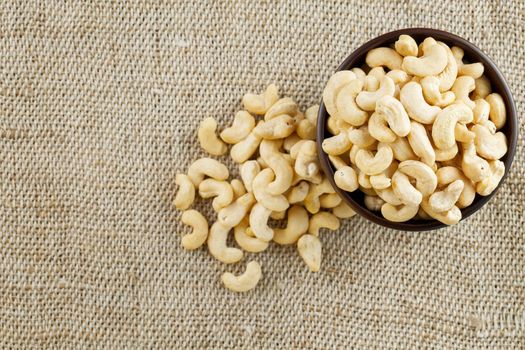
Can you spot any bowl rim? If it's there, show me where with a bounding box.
[316,27,518,232]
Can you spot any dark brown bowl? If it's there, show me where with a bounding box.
[317,28,518,231]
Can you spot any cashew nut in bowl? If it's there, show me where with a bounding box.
[242,84,279,115]
[429,179,464,212]
[420,198,462,225]
[287,181,310,204]
[366,47,403,70]
[376,187,404,206]
[218,192,256,228]
[264,97,298,121]
[230,179,246,199]
[365,195,385,211]
[304,178,336,214]
[332,202,357,219]
[334,166,358,192]
[436,166,475,208]
[253,114,296,140]
[181,209,209,250]
[398,160,437,197]
[357,168,372,189]
[323,70,356,117]
[388,137,417,161]
[368,67,386,81]
[283,133,302,152]
[473,75,492,100]
[240,160,261,193]
[454,123,475,143]
[451,46,484,79]
[198,179,234,211]
[392,171,423,206]
[297,234,322,272]
[230,126,262,163]
[355,143,393,175]
[259,140,293,195]
[296,119,316,140]
[461,141,491,182]
[220,111,256,144]
[347,126,376,149]
[198,117,228,156]
[372,95,411,138]
[485,93,506,130]
[295,140,320,179]
[322,131,352,156]
[402,42,448,77]
[476,160,505,196]
[273,205,309,245]
[370,160,397,190]
[451,76,476,109]
[381,203,419,222]
[174,174,195,210]
[472,124,508,160]
[364,75,379,92]
[356,76,396,111]
[418,37,437,56]
[328,155,348,170]
[222,261,262,292]
[395,34,418,57]
[208,222,243,264]
[249,202,274,242]
[435,42,458,92]
[320,193,342,208]
[187,157,229,186]
[308,211,340,236]
[252,168,290,212]
[421,76,455,107]
[336,79,368,126]
[432,103,473,150]
[434,142,458,162]
[473,99,491,124]
[407,121,435,167]
[400,82,441,124]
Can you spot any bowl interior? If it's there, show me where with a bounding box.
[317,28,518,231]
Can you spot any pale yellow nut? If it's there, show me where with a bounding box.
[454,123,475,143]
[395,34,418,57]
[436,166,475,208]
[357,168,372,189]
[451,46,484,79]
[207,222,243,264]
[287,181,310,204]
[473,75,492,100]
[252,168,289,212]
[435,42,458,92]
[294,140,320,180]
[174,173,195,210]
[334,166,359,192]
[432,103,473,150]
[283,133,302,152]
[320,193,342,209]
[476,160,505,196]
[364,195,385,211]
[264,97,298,121]
[485,93,506,130]
[297,234,322,272]
[364,75,379,92]
[336,79,368,126]
[323,70,357,117]
[230,179,246,199]
[239,160,261,192]
[230,127,262,163]
[326,115,341,135]
[473,99,491,124]
[259,140,293,195]
[434,143,458,162]
[398,160,438,196]
[180,209,209,250]
[347,126,376,149]
[351,67,367,84]
[242,84,279,115]
[198,179,234,212]
[451,76,476,109]
[355,143,393,175]
[420,198,462,225]
[296,119,316,140]
[253,114,296,140]
[381,203,419,222]
[421,76,455,107]
[472,124,507,160]
[304,178,336,214]
[187,157,229,186]
[366,47,403,70]
[356,76,396,111]
[376,187,404,206]
[328,155,348,170]
[392,171,422,206]
[400,82,441,124]
[305,104,319,125]
[273,205,309,245]
[217,192,256,228]
[221,261,262,292]
[407,121,435,167]
[368,67,386,81]
[308,211,340,236]
[322,131,352,156]
[220,111,256,144]
[461,141,491,182]
[429,179,464,212]
[387,137,417,161]
[332,202,357,218]
[373,95,411,138]
[402,43,448,77]
[291,171,322,186]
[249,202,274,242]
[369,160,397,190]
[198,117,228,156]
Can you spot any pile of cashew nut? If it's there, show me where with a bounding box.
[175,85,356,292]
[323,34,508,224]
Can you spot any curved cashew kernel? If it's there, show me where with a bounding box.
[230,179,246,199]
[240,160,260,193]
[485,93,506,130]
[395,34,418,57]
[188,157,229,186]
[323,70,357,117]
[358,168,372,189]
[295,140,320,179]
[283,133,302,152]
[249,202,274,242]
[368,67,386,81]
[402,43,448,76]
[351,67,367,84]
[297,234,322,272]
[370,173,391,190]
[365,195,385,211]
[347,126,376,148]
[334,166,359,192]
[355,143,393,175]
[332,202,356,218]
[398,160,438,196]
[181,209,209,250]
[253,114,295,139]
[320,193,342,208]
[407,121,435,167]
[429,179,464,212]
[322,131,352,155]
[304,178,336,214]
[420,198,462,225]
[366,47,403,70]
[472,124,508,160]
[376,187,404,206]
[220,111,256,144]
[381,203,419,222]
[461,141,491,182]
[432,103,473,150]
[436,42,458,92]
[375,95,411,137]
[252,168,289,212]
[328,155,347,170]
[273,205,309,245]
[198,179,234,211]
[451,46,484,79]
[476,160,505,196]
[208,222,243,264]
[221,261,262,292]
[290,140,308,159]
[451,76,476,109]
[392,171,423,206]
[336,79,368,126]
[436,166,475,208]
[218,192,256,228]
[473,75,492,99]
[454,123,475,143]
[400,82,441,124]
[287,181,310,204]
[174,174,195,210]
[234,220,268,253]
[198,117,228,156]
[296,119,316,140]
[242,84,279,115]
[434,143,458,161]
[388,137,417,161]
[308,212,340,236]
[356,76,396,111]
[386,69,410,87]
[421,76,455,107]
[364,75,379,92]
[473,99,491,126]
[326,116,341,135]
[230,127,262,163]
[259,140,293,195]
[264,97,298,121]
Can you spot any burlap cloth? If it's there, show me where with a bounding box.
[1,0,524,348]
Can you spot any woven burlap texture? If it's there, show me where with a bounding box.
[1,0,524,348]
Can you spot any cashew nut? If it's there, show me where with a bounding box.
[259,140,293,195]
[369,160,397,190]
[473,75,492,100]
[336,79,368,126]
[364,75,379,92]
[421,76,455,107]
[485,93,506,130]
[402,43,448,76]
[252,168,289,212]
[273,205,309,245]
[400,82,441,124]
[304,178,336,214]
[355,143,393,175]
[239,160,261,193]
[253,114,296,139]
[376,187,403,206]
[297,234,322,272]
[230,179,246,199]
[451,46,484,79]
[187,157,229,186]
[308,211,340,236]
[368,67,386,81]
[181,209,209,250]
[334,166,359,192]
[432,103,473,150]
[221,261,262,292]
[365,195,385,211]
[356,76,396,111]
[451,76,476,109]
[381,203,419,222]
[366,47,403,70]
[283,133,302,152]
[326,115,341,135]
[420,198,462,225]
[249,202,274,242]
[434,142,458,162]
[476,160,505,196]
[296,119,316,140]
[388,137,417,161]
[461,141,491,182]
[295,140,320,179]
[429,179,464,212]
[374,95,411,137]
[198,117,228,156]
[207,222,243,264]
[322,131,352,155]
[398,160,438,196]
[242,84,279,115]
[395,34,418,57]
[217,192,256,228]
[436,166,475,208]
[351,67,367,84]
[220,111,256,144]
[473,99,491,124]
[174,173,195,210]
[323,70,356,117]
[347,126,376,148]
[264,97,298,121]
[328,155,348,170]
[454,123,475,143]
[392,170,422,206]
[287,181,310,204]
[230,126,262,163]
[435,42,458,92]
[357,168,372,189]
[472,124,508,160]
[198,179,234,211]
[407,121,435,167]
[332,202,357,218]
[320,193,342,209]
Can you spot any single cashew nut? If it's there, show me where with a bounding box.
[432,103,473,150]
[369,160,397,190]
[188,157,229,186]
[395,34,418,57]
[392,171,422,206]
[451,76,476,109]
[328,155,348,170]
[252,168,290,212]
[296,119,316,140]
[398,160,438,196]
[174,174,195,210]
[355,143,393,175]
[264,97,298,121]
[381,203,419,222]
[347,126,376,148]
[308,211,340,236]
[259,140,293,195]
[461,141,491,182]
[336,79,368,126]
[421,76,455,107]
[407,121,435,167]
[242,84,279,115]
[253,114,296,139]
[436,42,458,92]
[434,143,458,162]
[249,202,274,242]
[181,209,209,250]
[218,192,256,228]
[485,93,506,130]
[326,115,341,135]
[420,198,462,225]
[473,75,492,100]
[287,181,310,204]
[357,167,372,189]
[304,178,336,214]
[356,76,396,111]
[400,82,441,124]
[283,133,302,152]
[402,43,448,76]
[240,160,261,193]
[472,124,508,160]
[473,99,491,124]
[364,75,379,92]
[322,131,352,155]
[368,67,386,81]
[334,166,359,192]
[320,193,342,208]
[436,166,475,208]
[297,234,322,272]
[429,179,464,212]
[198,179,234,211]
[207,222,243,264]
[295,140,320,179]
[198,117,228,156]
[221,261,262,292]
[332,202,357,218]
[388,137,417,161]
[454,123,475,143]
[476,160,505,196]
[230,179,246,199]
[323,70,357,117]
[230,126,262,163]
[366,47,403,70]
[365,195,385,211]
[273,205,309,245]
[376,187,404,206]
[451,46,484,79]
[351,67,367,84]
[220,111,256,144]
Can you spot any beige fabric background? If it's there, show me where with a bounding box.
[0,0,523,348]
